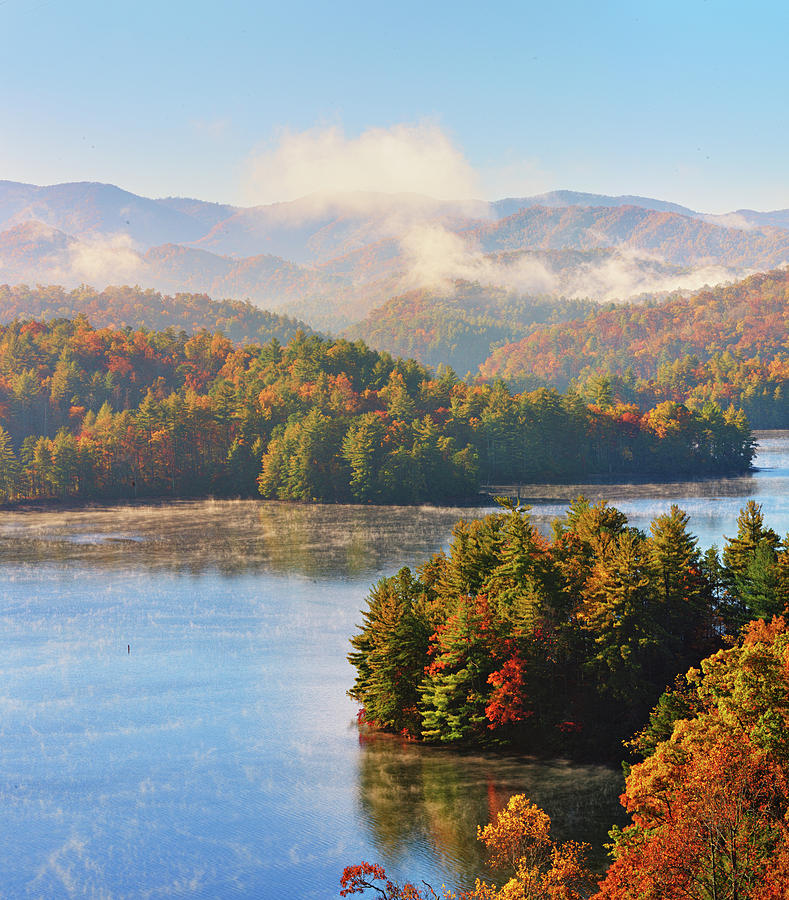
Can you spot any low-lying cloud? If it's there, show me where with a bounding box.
[562,252,738,301]
[398,223,739,301]
[399,224,556,294]
[0,221,148,288]
[64,233,142,285]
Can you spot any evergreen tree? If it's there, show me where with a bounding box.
[581,531,665,711]
[648,504,713,663]
[348,568,431,736]
[342,413,385,502]
[0,425,18,499]
[723,500,781,624]
[420,594,499,743]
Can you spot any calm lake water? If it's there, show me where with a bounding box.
[1,431,788,899]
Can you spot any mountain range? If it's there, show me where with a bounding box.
[1,180,789,335]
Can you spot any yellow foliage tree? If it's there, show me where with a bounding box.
[468,794,593,900]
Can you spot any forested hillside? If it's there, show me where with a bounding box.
[472,206,789,267]
[480,267,789,427]
[345,283,597,373]
[0,283,312,345]
[0,317,752,504]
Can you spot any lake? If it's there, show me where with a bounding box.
[1,431,788,899]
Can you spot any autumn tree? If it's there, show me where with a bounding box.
[469,794,593,900]
[339,862,448,899]
[596,617,789,900]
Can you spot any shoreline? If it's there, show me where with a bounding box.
[0,464,757,516]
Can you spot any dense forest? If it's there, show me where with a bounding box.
[479,268,789,427]
[344,501,789,898]
[0,317,753,504]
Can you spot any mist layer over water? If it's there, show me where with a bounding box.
[0,433,786,898]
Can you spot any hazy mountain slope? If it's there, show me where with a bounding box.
[0,218,745,337]
[0,221,75,278]
[0,180,41,223]
[491,193,789,233]
[4,180,789,338]
[0,283,313,344]
[704,209,789,231]
[155,196,238,230]
[736,209,789,230]
[478,267,789,386]
[314,237,403,280]
[0,222,352,311]
[190,191,487,263]
[143,244,348,304]
[474,205,789,268]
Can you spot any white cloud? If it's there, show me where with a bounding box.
[561,251,738,301]
[701,212,759,231]
[65,233,143,285]
[33,231,145,287]
[244,122,480,206]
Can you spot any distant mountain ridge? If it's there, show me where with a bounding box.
[0,180,211,246]
[491,190,699,219]
[474,205,789,268]
[0,220,362,313]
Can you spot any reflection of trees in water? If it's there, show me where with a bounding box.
[356,733,627,888]
[0,500,481,577]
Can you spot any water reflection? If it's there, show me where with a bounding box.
[356,733,627,890]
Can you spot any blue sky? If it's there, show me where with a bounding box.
[0,0,787,212]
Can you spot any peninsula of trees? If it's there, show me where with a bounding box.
[344,501,789,897]
[348,499,783,754]
[0,317,752,504]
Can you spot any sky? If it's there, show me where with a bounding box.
[0,0,787,212]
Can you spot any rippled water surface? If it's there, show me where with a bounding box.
[1,432,787,898]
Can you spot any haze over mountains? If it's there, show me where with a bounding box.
[1,179,789,335]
